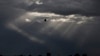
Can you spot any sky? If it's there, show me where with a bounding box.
[0,0,100,56]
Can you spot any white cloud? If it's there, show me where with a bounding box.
[35,0,43,5]
[27,12,62,17]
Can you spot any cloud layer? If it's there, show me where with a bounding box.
[0,0,100,56]
[1,0,100,16]
[26,0,100,16]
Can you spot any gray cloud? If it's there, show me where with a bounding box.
[1,0,100,16]
[26,0,100,16]
[7,11,100,56]
[0,0,27,25]
[0,0,100,56]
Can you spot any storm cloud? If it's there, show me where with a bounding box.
[1,0,100,16]
[0,0,100,56]
[26,0,100,16]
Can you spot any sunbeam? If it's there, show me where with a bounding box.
[6,23,44,44]
[6,12,94,46]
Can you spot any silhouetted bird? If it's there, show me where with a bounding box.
[44,19,47,22]
[74,53,80,56]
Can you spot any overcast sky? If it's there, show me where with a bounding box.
[0,0,100,56]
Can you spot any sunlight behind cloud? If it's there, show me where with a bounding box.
[25,18,31,22]
[27,12,62,17]
[6,11,94,45]
[35,0,43,5]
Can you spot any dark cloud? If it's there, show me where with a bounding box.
[0,0,35,55]
[26,0,100,16]
[10,13,100,56]
[1,0,100,16]
[0,0,28,25]
[0,0,100,56]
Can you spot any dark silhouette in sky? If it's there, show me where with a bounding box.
[44,19,47,22]
[0,0,100,56]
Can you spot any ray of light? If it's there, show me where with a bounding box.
[6,23,44,44]
[6,11,94,46]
